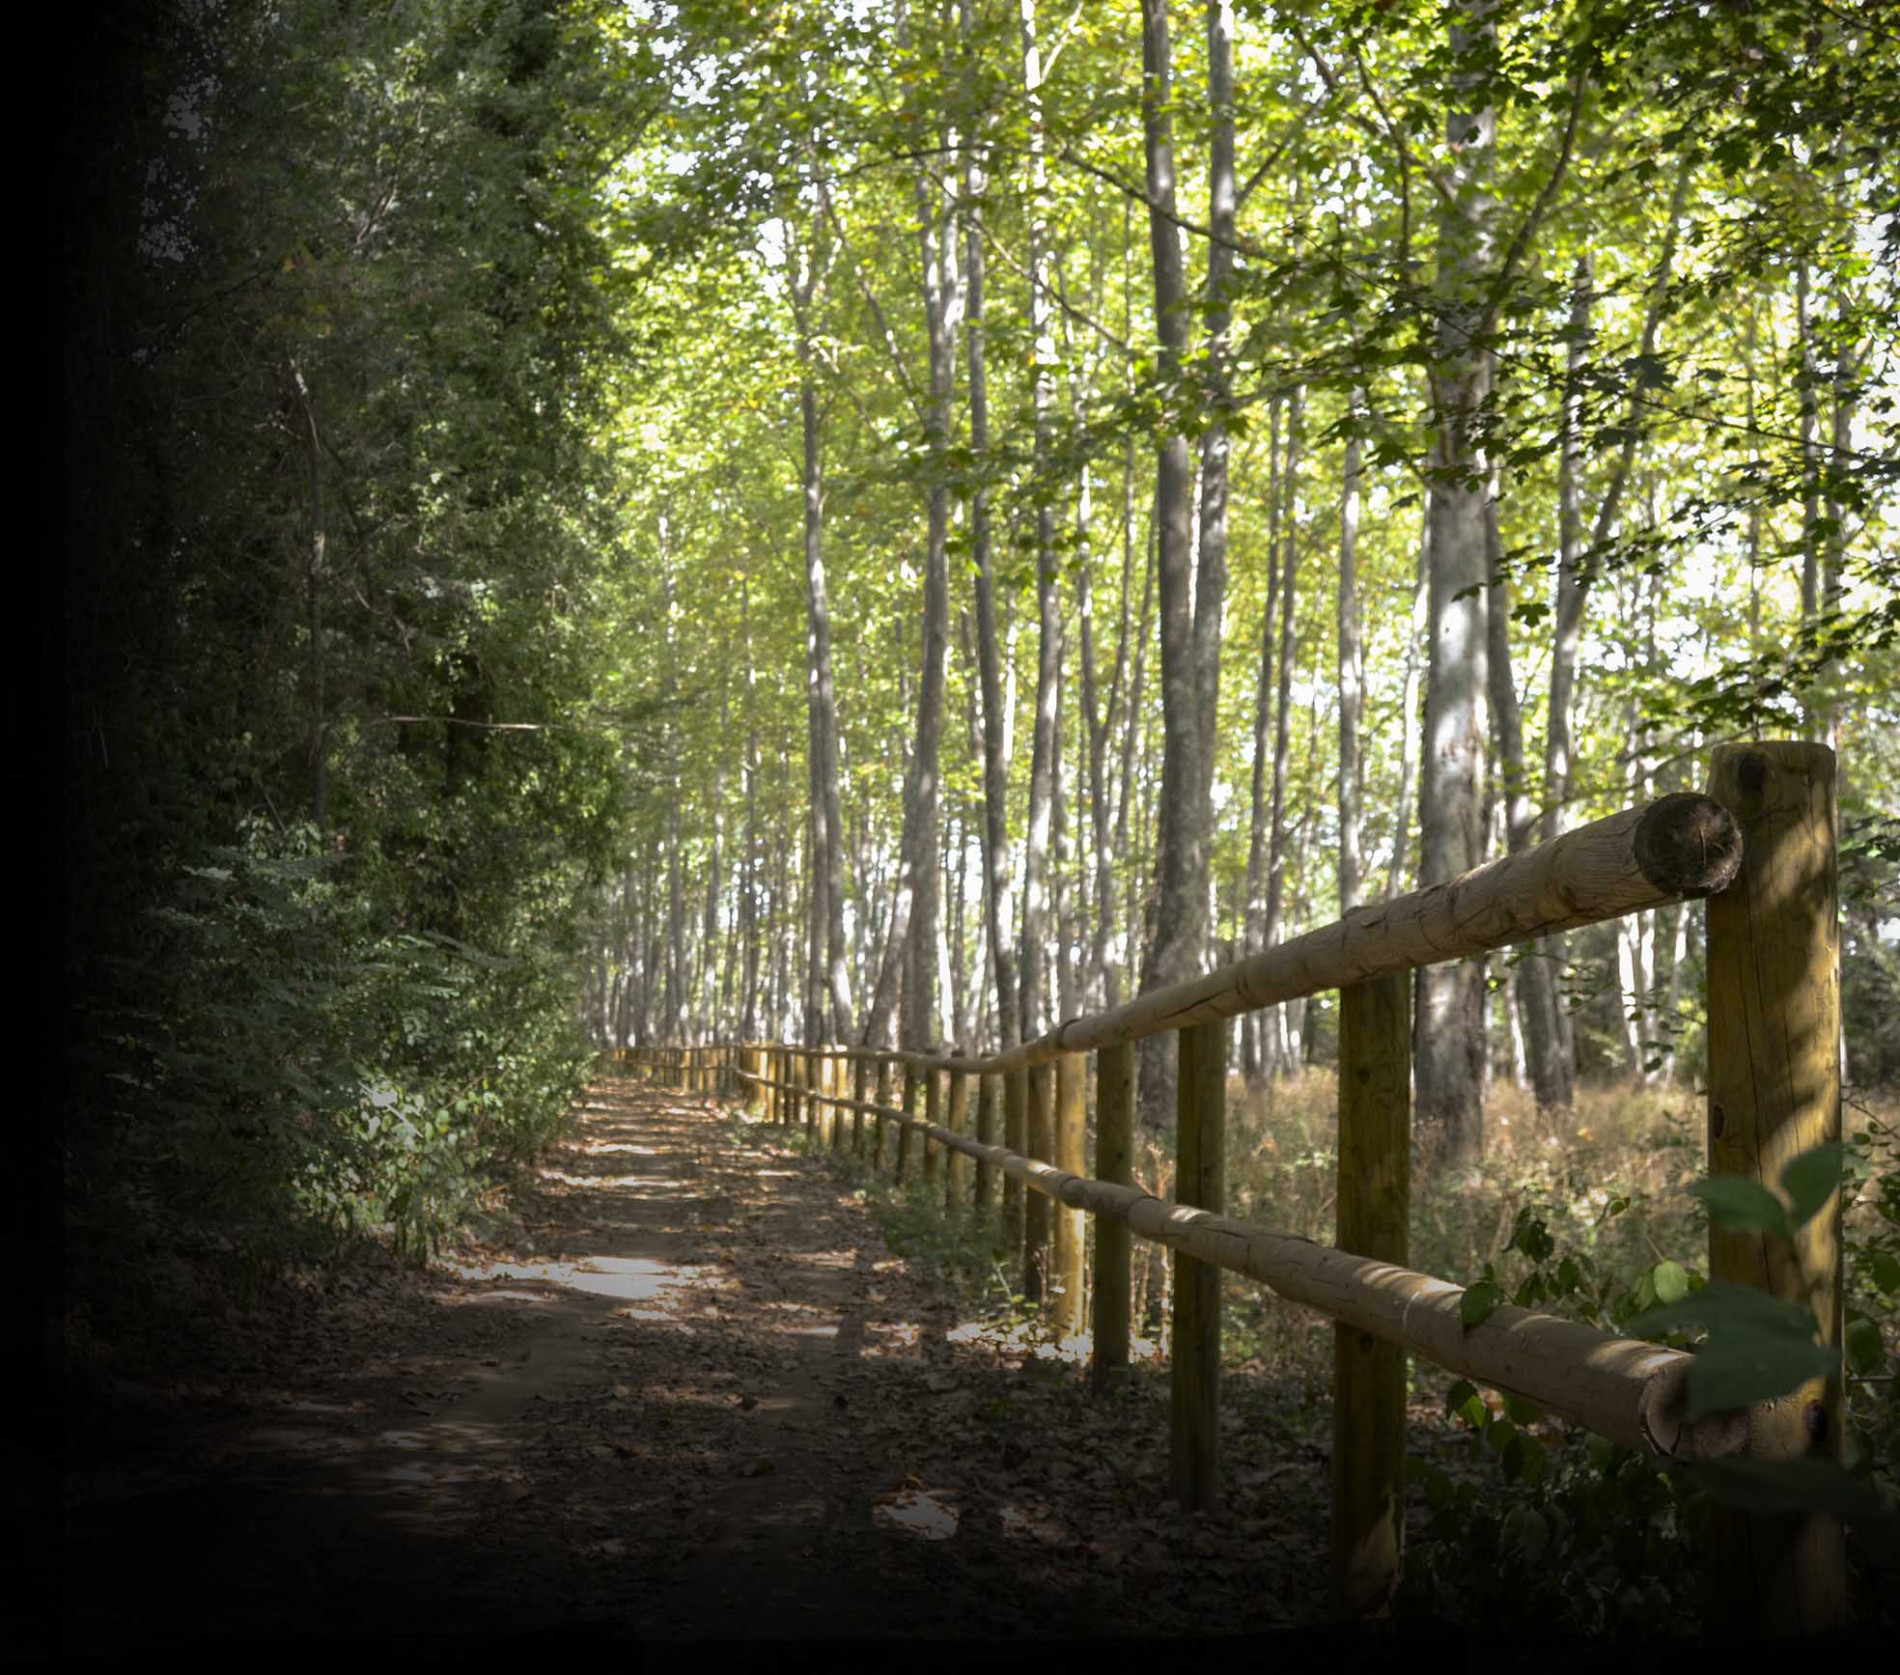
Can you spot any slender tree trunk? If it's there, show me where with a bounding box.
[965,34,1020,1055]
[1416,5,1497,1166]
[1135,0,1204,1128]
[1484,480,1570,1108]
[1242,403,1280,1083]
[1337,392,1365,918]
[287,359,327,830]
[1388,508,1428,900]
[902,141,960,1051]
[1117,513,1155,1000]
[1264,387,1303,1076]
[1019,0,1061,1044]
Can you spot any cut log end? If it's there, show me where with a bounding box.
[1632,793,1744,900]
[1638,1360,1751,1461]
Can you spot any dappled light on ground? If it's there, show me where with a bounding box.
[64,1074,1416,1647]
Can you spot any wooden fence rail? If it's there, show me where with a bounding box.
[609,751,1845,1636]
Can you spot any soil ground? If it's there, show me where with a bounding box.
[45,1073,1699,1661]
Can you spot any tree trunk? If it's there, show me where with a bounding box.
[1338,392,1365,917]
[1135,0,1203,1129]
[1484,485,1570,1108]
[965,34,1020,1055]
[1264,387,1303,1076]
[1416,6,1497,1166]
[1388,507,1428,900]
[902,135,960,1051]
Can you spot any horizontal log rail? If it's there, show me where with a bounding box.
[737,792,1739,1077]
[729,1065,1746,1462]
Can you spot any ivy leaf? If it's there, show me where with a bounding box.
[1688,1175,1791,1239]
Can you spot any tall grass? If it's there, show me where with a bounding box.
[1223,1068,1713,1382]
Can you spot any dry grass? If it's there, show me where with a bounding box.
[1219,1069,1900,1391]
[1223,1068,1712,1383]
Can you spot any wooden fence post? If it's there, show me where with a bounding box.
[1172,1018,1227,1511]
[1003,1068,1028,1269]
[1052,1053,1088,1337]
[1092,1041,1135,1395]
[898,1063,917,1183]
[1022,1063,1054,1306]
[852,1056,869,1156]
[807,1049,820,1140]
[975,1074,999,1211]
[874,1057,892,1168]
[923,1069,942,1185]
[1333,972,1411,1618]
[945,1070,969,1210]
[1706,741,1847,1635]
[831,1049,846,1152]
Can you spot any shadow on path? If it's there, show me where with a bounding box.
[61,1076,1169,1651]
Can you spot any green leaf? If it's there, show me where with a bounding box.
[1687,1334,1837,1418]
[1503,1392,1541,1425]
[1508,1210,1554,1263]
[1651,1260,1691,1305]
[1688,1175,1792,1239]
[1689,1458,1900,1537]
[1846,1316,1885,1376]
[1626,1281,1818,1343]
[1460,1279,1503,1328]
[1872,1251,1900,1296]
[1780,1143,1843,1230]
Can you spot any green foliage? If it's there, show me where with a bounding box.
[1399,1434,1707,1638]
[63,0,649,1323]
[1415,1138,1900,1629]
[82,817,597,1265]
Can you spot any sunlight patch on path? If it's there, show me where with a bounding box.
[873,1487,959,1541]
[447,1255,714,1303]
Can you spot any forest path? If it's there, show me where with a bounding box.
[69,1074,1338,1651]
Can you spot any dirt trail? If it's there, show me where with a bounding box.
[61,1076,1354,1651]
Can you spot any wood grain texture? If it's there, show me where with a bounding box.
[1333,973,1410,1619]
[897,1063,917,1183]
[1002,1069,1027,1256]
[1091,1042,1135,1395]
[923,1068,942,1184]
[1171,1019,1226,1511]
[1706,741,1847,1634]
[944,1071,969,1210]
[1052,1054,1088,1337]
[974,1075,998,1209]
[1023,1064,1054,1306]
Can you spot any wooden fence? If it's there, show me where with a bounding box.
[612,742,1845,1633]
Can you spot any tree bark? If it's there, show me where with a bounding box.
[1484,483,1569,1108]
[1264,387,1303,1075]
[965,22,1020,1054]
[1337,392,1365,918]
[1416,5,1497,1166]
